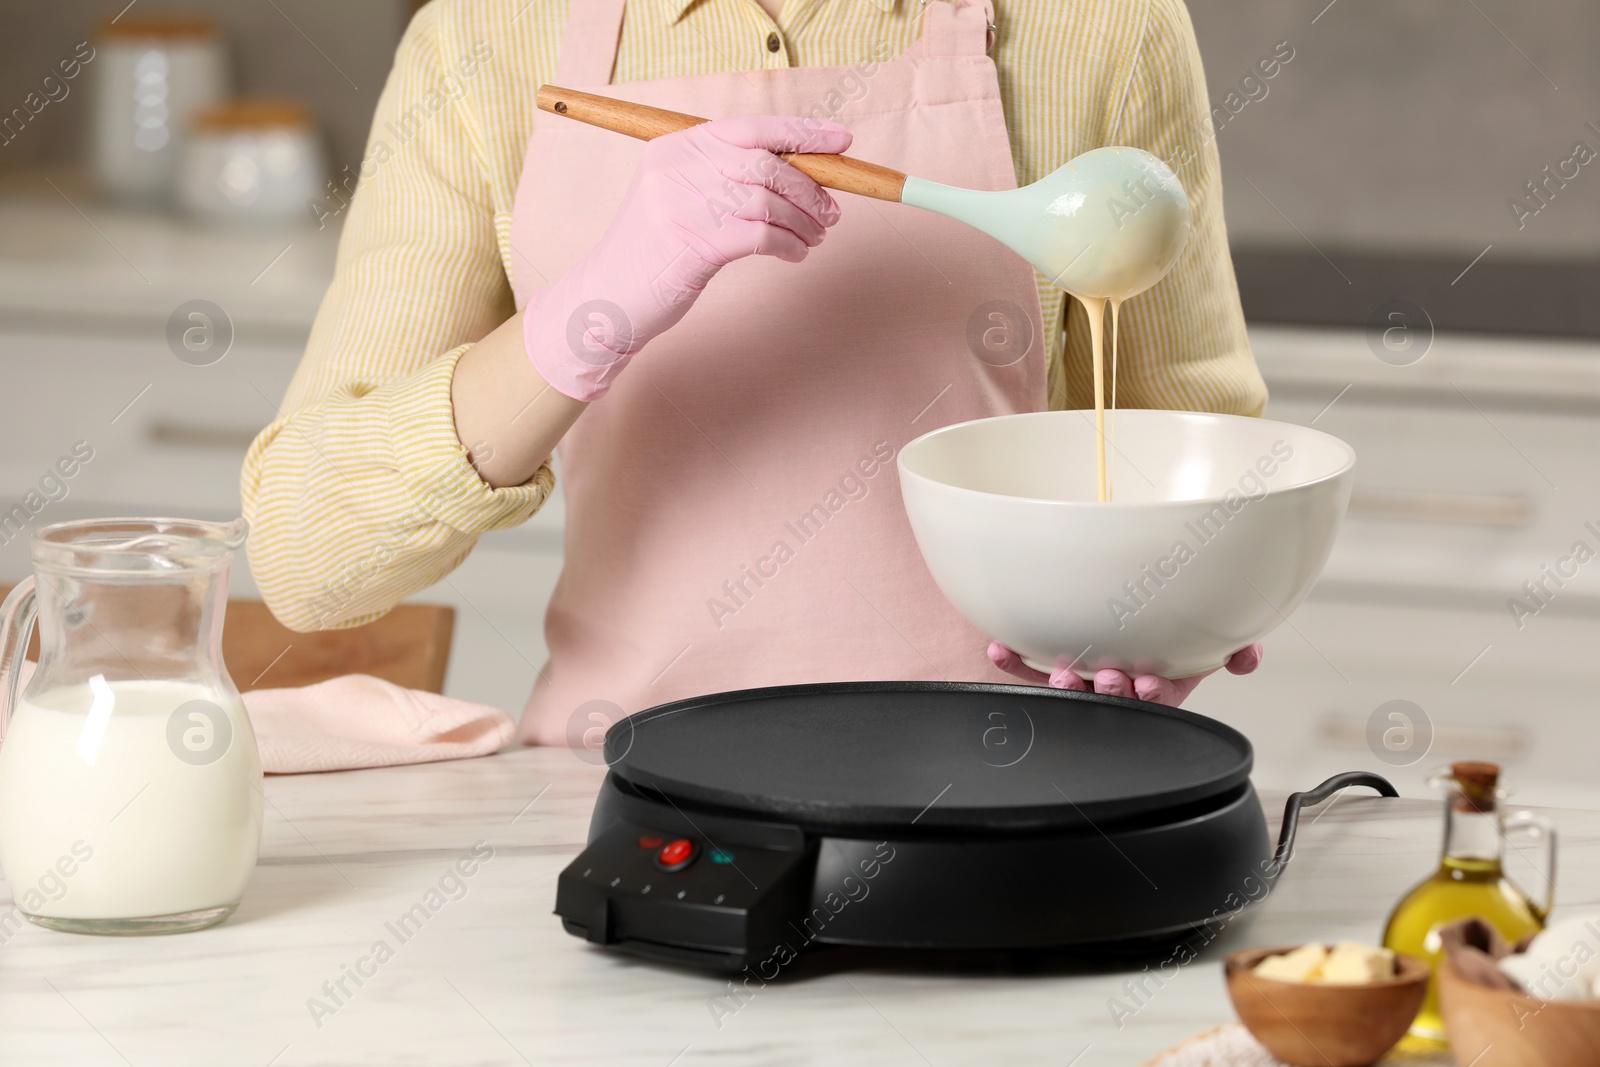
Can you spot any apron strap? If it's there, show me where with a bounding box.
[918,0,996,59]
[554,0,629,87]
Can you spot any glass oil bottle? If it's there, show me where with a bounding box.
[1381,760,1554,1046]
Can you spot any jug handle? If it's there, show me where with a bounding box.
[0,576,37,742]
[1502,809,1557,922]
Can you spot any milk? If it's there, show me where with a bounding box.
[0,679,262,920]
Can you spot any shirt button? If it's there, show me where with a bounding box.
[766,32,781,53]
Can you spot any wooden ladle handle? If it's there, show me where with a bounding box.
[535,85,908,203]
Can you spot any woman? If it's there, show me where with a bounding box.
[242,0,1267,744]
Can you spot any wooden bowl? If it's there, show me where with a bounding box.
[1439,952,1600,1066]
[1224,946,1430,1067]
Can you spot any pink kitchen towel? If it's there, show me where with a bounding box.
[10,663,512,774]
[243,674,516,774]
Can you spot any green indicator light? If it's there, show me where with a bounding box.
[709,849,734,864]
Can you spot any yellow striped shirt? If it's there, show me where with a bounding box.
[242,0,1267,633]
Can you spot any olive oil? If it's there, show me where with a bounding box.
[1381,761,1550,1046]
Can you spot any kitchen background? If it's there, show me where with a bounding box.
[0,0,1595,803]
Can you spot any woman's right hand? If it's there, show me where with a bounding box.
[522,116,853,402]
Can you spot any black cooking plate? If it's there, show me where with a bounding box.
[606,680,1252,832]
[559,681,1396,971]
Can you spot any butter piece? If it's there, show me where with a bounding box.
[1253,943,1328,982]
[1315,941,1395,984]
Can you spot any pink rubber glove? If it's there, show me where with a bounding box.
[523,116,853,401]
[987,642,1264,707]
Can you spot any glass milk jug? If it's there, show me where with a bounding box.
[0,518,262,934]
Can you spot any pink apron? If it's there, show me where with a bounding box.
[510,0,1046,745]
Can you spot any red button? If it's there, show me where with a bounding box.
[637,835,663,849]
[656,838,696,871]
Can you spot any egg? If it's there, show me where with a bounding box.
[1497,914,1600,1001]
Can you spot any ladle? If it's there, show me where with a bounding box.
[536,85,1192,300]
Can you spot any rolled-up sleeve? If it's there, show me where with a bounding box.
[240,5,553,633]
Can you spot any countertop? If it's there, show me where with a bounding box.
[1,748,1595,1066]
[0,173,338,339]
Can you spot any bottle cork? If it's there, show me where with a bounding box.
[1450,760,1500,813]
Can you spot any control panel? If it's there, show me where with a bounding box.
[555,818,816,971]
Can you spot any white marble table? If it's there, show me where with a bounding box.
[1,749,1595,1066]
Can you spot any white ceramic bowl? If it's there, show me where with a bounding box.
[898,410,1356,680]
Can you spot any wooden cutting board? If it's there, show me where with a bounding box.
[0,583,453,694]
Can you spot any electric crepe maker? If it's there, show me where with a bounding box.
[553,681,1395,971]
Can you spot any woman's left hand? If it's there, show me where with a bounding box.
[986,642,1264,707]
